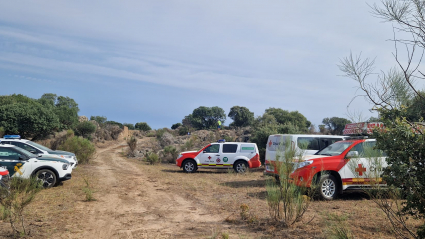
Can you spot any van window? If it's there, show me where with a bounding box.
[319,138,344,150]
[223,144,238,153]
[297,137,320,150]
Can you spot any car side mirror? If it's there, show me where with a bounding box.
[346,151,359,158]
[29,150,37,154]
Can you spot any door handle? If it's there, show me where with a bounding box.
[216,155,220,156]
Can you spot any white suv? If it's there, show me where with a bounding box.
[176,141,261,173]
[0,135,78,168]
[0,144,72,188]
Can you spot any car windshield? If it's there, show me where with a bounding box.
[12,146,37,158]
[26,141,53,152]
[315,141,355,156]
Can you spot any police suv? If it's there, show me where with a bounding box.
[0,135,78,168]
[176,140,261,173]
[0,143,72,188]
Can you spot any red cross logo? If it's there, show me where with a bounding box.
[208,156,211,160]
[355,164,366,176]
[268,140,272,147]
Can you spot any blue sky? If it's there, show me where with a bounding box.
[0,1,399,129]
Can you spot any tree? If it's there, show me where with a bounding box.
[265,108,311,131]
[39,94,79,130]
[135,122,152,131]
[251,113,304,163]
[0,103,59,140]
[322,117,351,135]
[171,123,182,130]
[90,116,107,126]
[74,121,97,138]
[339,1,425,237]
[183,106,226,130]
[105,121,123,129]
[123,123,135,130]
[228,106,254,127]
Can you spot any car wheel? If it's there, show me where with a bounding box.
[318,174,338,200]
[234,161,248,173]
[183,160,197,173]
[36,169,57,188]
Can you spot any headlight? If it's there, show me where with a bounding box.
[294,160,312,170]
[177,154,183,159]
[62,164,69,170]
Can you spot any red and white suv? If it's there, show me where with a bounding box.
[176,141,261,173]
[287,138,387,200]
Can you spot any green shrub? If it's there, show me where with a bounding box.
[156,128,166,139]
[146,131,156,137]
[58,136,96,164]
[171,123,182,130]
[82,177,95,201]
[0,126,4,138]
[178,125,191,136]
[222,135,234,142]
[162,146,179,163]
[0,177,43,236]
[135,122,151,131]
[144,152,160,165]
[126,136,137,157]
[74,121,96,138]
[266,137,312,227]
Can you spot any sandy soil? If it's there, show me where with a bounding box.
[0,139,421,239]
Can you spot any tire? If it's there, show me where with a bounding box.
[182,160,197,173]
[234,161,248,173]
[318,174,338,200]
[36,169,57,188]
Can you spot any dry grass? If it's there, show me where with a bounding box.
[0,142,422,238]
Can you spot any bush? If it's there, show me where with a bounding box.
[162,146,179,163]
[171,123,182,130]
[0,126,4,138]
[178,125,192,136]
[74,121,96,138]
[126,136,137,157]
[58,136,96,164]
[50,130,74,150]
[144,152,160,165]
[0,177,43,236]
[135,122,151,131]
[266,137,312,227]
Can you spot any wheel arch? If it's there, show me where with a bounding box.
[314,170,343,194]
[31,166,59,179]
[181,158,197,167]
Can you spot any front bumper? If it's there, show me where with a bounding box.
[59,174,72,182]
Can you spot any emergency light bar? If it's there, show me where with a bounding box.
[3,135,21,139]
[217,139,225,143]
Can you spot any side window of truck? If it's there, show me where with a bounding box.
[223,144,238,153]
[204,144,219,153]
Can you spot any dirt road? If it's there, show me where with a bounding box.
[71,142,225,238]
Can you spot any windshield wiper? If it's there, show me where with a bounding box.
[318,153,332,156]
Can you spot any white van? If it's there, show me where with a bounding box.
[264,134,347,176]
